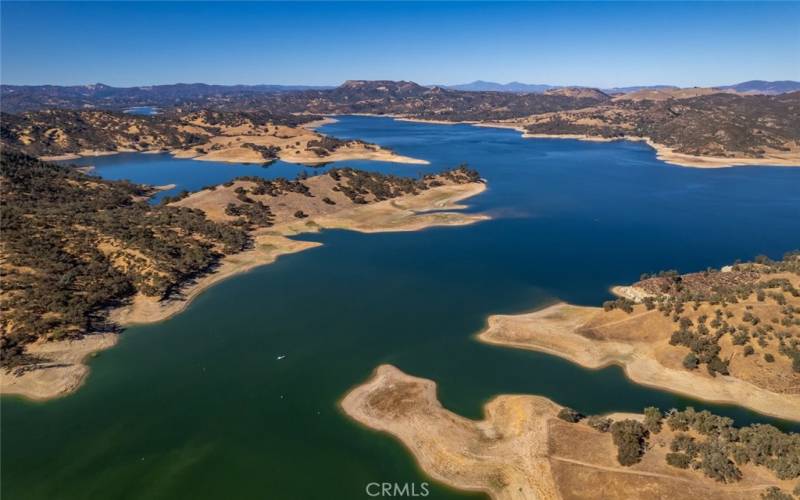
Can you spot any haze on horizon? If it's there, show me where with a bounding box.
[1,1,798,88]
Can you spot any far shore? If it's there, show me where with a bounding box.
[1,182,488,401]
[40,143,429,167]
[301,116,339,129]
[477,302,800,422]
[482,124,800,168]
[41,115,799,169]
[342,114,800,169]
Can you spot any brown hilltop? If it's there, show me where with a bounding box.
[0,109,425,165]
[613,87,729,101]
[544,87,611,100]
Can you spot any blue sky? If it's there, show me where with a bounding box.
[1,2,798,87]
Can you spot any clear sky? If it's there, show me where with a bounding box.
[1,1,798,88]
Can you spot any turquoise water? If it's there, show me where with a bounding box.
[3,116,800,499]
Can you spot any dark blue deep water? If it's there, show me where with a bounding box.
[4,116,800,500]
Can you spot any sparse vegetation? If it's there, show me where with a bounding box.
[557,404,800,489]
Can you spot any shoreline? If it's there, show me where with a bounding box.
[301,116,339,129]
[339,365,504,499]
[342,364,790,499]
[41,143,429,167]
[1,182,488,401]
[485,125,800,168]
[345,114,800,169]
[477,302,800,422]
[42,116,798,169]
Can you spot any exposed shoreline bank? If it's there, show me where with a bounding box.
[342,364,792,500]
[477,302,800,422]
[1,182,488,401]
[40,143,428,167]
[356,115,800,169]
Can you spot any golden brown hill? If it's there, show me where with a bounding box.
[0,150,249,368]
[0,109,425,165]
[613,87,728,101]
[342,365,798,500]
[509,92,800,167]
[479,254,800,421]
[172,166,482,226]
[544,87,611,100]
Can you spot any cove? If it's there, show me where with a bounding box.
[3,116,800,500]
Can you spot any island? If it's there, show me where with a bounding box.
[342,365,799,500]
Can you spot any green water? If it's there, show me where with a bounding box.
[3,116,800,499]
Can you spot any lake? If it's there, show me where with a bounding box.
[124,106,160,116]
[3,116,800,500]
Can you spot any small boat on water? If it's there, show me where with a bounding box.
[276,355,286,360]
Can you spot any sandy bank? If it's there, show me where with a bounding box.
[341,364,560,499]
[45,146,429,166]
[284,114,800,168]
[0,334,118,401]
[301,117,339,129]
[117,181,486,328]
[342,365,788,500]
[39,117,429,167]
[40,150,125,162]
[2,183,487,401]
[382,117,800,169]
[479,125,800,168]
[478,303,800,422]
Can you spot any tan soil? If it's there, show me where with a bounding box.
[0,334,117,400]
[341,365,791,500]
[40,118,427,166]
[294,115,800,168]
[169,119,427,165]
[613,88,730,102]
[478,300,800,422]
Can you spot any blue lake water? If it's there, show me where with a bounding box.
[124,106,160,116]
[3,116,800,500]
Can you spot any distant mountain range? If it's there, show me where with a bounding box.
[445,80,800,95]
[3,79,798,166]
[2,79,799,115]
[445,81,555,93]
[0,83,335,113]
[716,80,800,94]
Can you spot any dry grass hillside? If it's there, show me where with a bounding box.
[513,92,800,163]
[0,109,423,165]
[480,254,800,420]
[0,151,249,368]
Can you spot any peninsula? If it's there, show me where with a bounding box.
[342,365,799,500]
[479,254,800,421]
[0,109,426,166]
